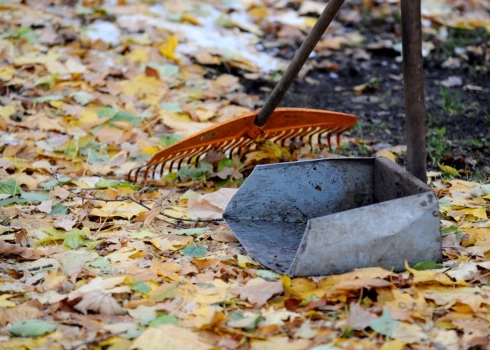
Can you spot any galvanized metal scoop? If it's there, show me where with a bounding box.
[223,157,442,276]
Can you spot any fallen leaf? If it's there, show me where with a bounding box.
[187,188,238,219]
[348,302,376,331]
[131,324,212,350]
[231,278,283,307]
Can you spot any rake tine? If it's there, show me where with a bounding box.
[159,161,167,178]
[142,165,152,183]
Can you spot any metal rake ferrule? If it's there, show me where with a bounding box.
[128,108,357,183]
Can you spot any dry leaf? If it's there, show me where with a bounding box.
[131,324,212,350]
[231,278,283,306]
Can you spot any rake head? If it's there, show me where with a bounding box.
[128,108,357,183]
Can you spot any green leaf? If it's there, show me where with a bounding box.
[14,27,37,44]
[218,158,234,171]
[0,179,20,196]
[160,134,183,147]
[9,319,56,337]
[181,245,208,257]
[177,162,213,181]
[149,314,179,327]
[163,172,178,182]
[131,281,151,294]
[0,197,27,207]
[369,307,399,337]
[441,225,460,237]
[75,4,94,16]
[146,62,179,77]
[57,140,78,160]
[20,190,50,203]
[244,315,264,331]
[88,256,110,268]
[64,232,86,249]
[216,14,234,28]
[160,102,182,113]
[34,74,58,89]
[173,228,208,236]
[40,176,71,190]
[412,261,444,270]
[97,107,118,118]
[112,110,141,126]
[438,163,459,176]
[255,270,280,280]
[95,177,121,188]
[48,203,68,216]
[71,91,95,106]
[32,94,64,103]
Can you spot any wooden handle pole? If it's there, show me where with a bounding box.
[255,0,345,127]
[401,0,427,182]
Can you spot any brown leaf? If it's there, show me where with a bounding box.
[0,241,40,259]
[348,302,377,331]
[131,324,212,350]
[53,217,77,231]
[74,290,127,315]
[231,278,283,307]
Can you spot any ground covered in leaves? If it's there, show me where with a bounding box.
[1,0,490,349]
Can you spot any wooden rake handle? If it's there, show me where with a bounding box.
[254,0,346,127]
[257,0,427,182]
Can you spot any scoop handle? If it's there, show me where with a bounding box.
[254,0,345,127]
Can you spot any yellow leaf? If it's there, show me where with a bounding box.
[281,276,326,299]
[105,248,139,262]
[159,111,214,137]
[195,107,215,121]
[119,75,165,98]
[49,100,66,109]
[89,201,146,220]
[128,47,150,63]
[181,12,201,26]
[0,294,16,307]
[251,337,312,350]
[181,306,215,328]
[78,108,99,125]
[248,7,268,18]
[376,150,396,163]
[238,254,260,268]
[0,105,16,119]
[139,146,159,156]
[159,35,179,62]
[453,207,488,220]
[380,340,405,350]
[0,66,15,80]
[131,324,212,350]
[405,261,466,286]
[150,237,178,251]
[439,163,459,176]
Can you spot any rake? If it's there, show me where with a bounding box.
[128,0,355,183]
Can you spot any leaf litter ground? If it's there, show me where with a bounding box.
[0,1,490,349]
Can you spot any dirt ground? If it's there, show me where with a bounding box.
[239,4,490,179]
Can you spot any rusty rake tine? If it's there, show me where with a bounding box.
[174,151,191,170]
[149,164,158,180]
[159,161,168,178]
[177,157,187,170]
[187,146,206,165]
[278,129,297,146]
[270,130,287,143]
[142,165,151,184]
[229,138,249,157]
[306,127,322,147]
[224,138,247,158]
[220,139,239,157]
[127,167,136,182]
